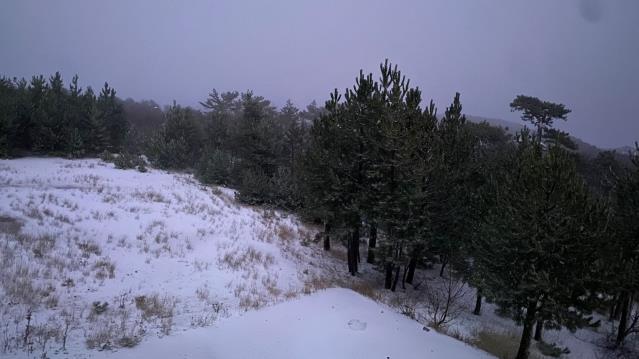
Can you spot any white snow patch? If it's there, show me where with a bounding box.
[90,288,493,359]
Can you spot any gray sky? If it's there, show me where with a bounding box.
[1,0,638,148]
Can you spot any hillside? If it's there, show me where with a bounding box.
[0,158,497,358]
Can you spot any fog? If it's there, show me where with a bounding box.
[1,0,637,147]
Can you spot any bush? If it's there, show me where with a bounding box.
[235,167,274,205]
[92,301,109,315]
[99,150,115,163]
[145,104,201,170]
[196,149,234,185]
[471,329,521,359]
[537,341,570,357]
[113,152,144,170]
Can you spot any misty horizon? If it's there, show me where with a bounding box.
[1,0,638,148]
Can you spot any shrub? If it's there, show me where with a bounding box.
[91,301,109,316]
[113,152,143,170]
[196,149,234,185]
[537,341,570,357]
[93,259,116,279]
[471,329,521,359]
[99,150,115,163]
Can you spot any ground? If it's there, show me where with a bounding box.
[0,157,619,358]
[91,288,492,359]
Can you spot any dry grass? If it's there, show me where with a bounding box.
[277,224,295,242]
[0,216,22,235]
[303,275,332,295]
[132,189,169,203]
[93,258,116,280]
[134,294,177,323]
[470,328,544,359]
[346,280,382,302]
[219,246,275,271]
[77,240,101,258]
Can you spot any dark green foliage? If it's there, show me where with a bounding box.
[145,103,202,170]
[476,132,608,359]
[536,342,570,357]
[235,168,274,205]
[0,77,17,157]
[195,89,312,210]
[0,73,128,157]
[510,95,572,145]
[608,143,639,346]
[113,152,145,170]
[97,82,128,151]
[197,149,234,185]
[301,60,482,279]
[577,150,625,197]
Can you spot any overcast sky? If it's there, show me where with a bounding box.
[1,0,637,148]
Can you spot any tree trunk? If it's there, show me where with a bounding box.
[401,264,408,290]
[347,234,354,275]
[323,222,330,251]
[515,302,537,359]
[616,292,630,347]
[613,293,624,321]
[534,320,543,341]
[366,247,375,264]
[406,255,418,284]
[384,262,393,289]
[353,226,360,267]
[609,293,618,321]
[473,289,482,316]
[439,256,448,277]
[23,311,31,348]
[391,264,401,292]
[366,223,377,264]
[368,222,377,248]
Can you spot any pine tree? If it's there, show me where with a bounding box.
[97,82,128,151]
[510,95,571,145]
[476,132,607,359]
[81,87,108,153]
[429,93,477,277]
[146,103,201,170]
[609,143,639,347]
[0,77,16,157]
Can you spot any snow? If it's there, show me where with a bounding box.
[90,288,492,359]
[0,158,324,357]
[0,157,614,358]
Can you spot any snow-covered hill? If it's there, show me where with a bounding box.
[0,158,327,357]
[91,288,492,359]
[0,158,496,359]
[1,157,611,359]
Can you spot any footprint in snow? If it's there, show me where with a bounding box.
[347,319,367,331]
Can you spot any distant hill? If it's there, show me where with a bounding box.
[466,115,625,160]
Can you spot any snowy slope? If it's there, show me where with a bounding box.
[90,288,493,359]
[1,157,609,359]
[0,158,325,357]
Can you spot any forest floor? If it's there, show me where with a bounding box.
[0,157,631,358]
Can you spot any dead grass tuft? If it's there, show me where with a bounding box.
[277,224,295,242]
[346,280,382,302]
[0,216,22,235]
[77,240,101,258]
[303,275,332,295]
[470,328,539,359]
[93,259,116,280]
[220,246,275,270]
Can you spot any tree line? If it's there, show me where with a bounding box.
[0,73,127,157]
[1,65,637,358]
